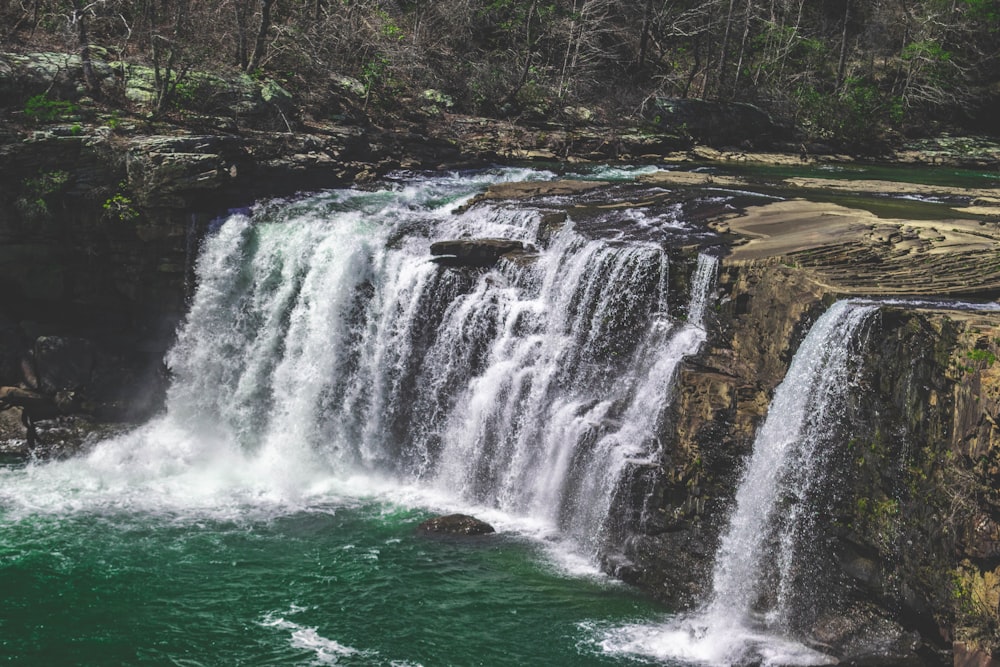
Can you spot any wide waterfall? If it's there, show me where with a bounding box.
[600,300,878,666]
[151,169,715,552]
[1,167,717,548]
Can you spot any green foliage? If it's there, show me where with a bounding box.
[172,80,197,109]
[360,54,398,105]
[103,183,139,223]
[902,39,956,91]
[15,170,70,221]
[966,348,997,364]
[951,564,1000,646]
[960,0,1000,24]
[376,9,404,40]
[794,78,893,148]
[854,494,901,552]
[902,40,952,64]
[24,94,78,124]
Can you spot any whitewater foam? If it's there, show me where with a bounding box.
[261,607,366,665]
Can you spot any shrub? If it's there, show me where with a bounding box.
[24,94,78,124]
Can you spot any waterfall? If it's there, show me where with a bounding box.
[433,251,717,552]
[14,170,718,561]
[706,300,877,630]
[600,300,877,666]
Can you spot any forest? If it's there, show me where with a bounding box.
[2,0,999,149]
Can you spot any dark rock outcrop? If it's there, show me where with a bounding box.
[648,98,785,148]
[417,514,496,536]
[430,238,536,268]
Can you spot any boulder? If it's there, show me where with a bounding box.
[126,135,243,208]
[431,238,535,268]
[417,513,496,536]
[469,179,608,206]
[648,98,783,147]
[0,52,112,106]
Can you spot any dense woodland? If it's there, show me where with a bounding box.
[2,0,999,147]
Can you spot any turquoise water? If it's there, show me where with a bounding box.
[0,492,663,666]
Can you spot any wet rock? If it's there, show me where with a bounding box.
[811,605,930,666]
[0,386,60,419]
[417,514,496,536]
[954,641,1000,667]
[0,52,110,104]
[460,179,609,211]
[34,336,93,393]
[431,238,536,268]
[0,406,30,451]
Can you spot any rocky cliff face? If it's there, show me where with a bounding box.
[388,175,1000,665]
[611,260,1000,665]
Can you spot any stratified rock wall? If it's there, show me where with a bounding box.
[618,254,1000,665]
[615,262,828,605]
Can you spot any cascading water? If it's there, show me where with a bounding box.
[707,302,877,632]
[433,251,717,551]
[152,171,718,555]
[599,300,878,666]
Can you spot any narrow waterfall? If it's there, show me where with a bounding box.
[706,301,877,631]
[18,170,718,560]
[600,300,878,666]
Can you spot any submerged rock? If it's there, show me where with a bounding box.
[417,514,496,536]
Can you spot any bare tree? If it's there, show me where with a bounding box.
[68,0,102,98]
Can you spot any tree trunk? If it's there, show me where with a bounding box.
[235,0,252,70]
[152,0,189,117]
[559,0,581,96]
[714,0,738,98]
[731,0,753,98]
[70,0,101,99]
[836,0,851,91]
[636,0,654,75]
[504,0,539,105]
[246,0,275,74]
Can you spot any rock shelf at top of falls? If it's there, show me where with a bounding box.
[469,170,1000,301]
